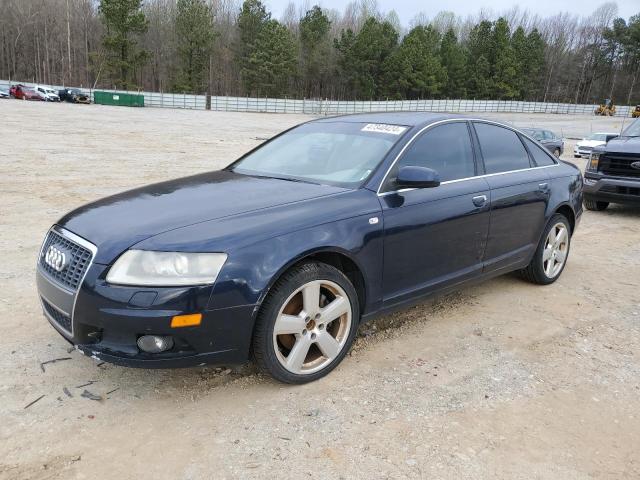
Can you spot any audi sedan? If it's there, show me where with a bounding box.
[36,113,583,384]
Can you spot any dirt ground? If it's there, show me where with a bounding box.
[0,101,639,480]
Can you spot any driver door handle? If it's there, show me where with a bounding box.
[538,182,549,192]
[472,195,487,207]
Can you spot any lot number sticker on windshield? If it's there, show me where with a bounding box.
[361,124,407,135]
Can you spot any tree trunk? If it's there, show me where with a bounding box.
[627,64,639,106]
[66,0,72,84]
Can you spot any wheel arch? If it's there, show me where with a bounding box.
[255,246,368,322]
[554,203,576,235]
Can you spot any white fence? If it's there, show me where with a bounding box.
[1,79,636,117]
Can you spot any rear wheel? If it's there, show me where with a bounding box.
[519,214,571,285]
[584,199,609,211]
[252,262,359,384]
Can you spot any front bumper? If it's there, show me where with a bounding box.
[37,246,257,368]
[574,146,593,158]
[583,174,640,205]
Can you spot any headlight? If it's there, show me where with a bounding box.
[106,250,227,286]
[586,152,600,172]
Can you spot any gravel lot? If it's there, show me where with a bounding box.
[1,101,639,480]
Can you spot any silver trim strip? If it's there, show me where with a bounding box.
[376,117,560,196]
[378,164,560,197]
[37,226,98,337]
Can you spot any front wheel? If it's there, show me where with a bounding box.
[519,214,571,285]
[252,262,359,384]
[553,148,561,158]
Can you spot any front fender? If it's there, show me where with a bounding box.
[207,211,384,313]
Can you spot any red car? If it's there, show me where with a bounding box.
[10,84,43,101]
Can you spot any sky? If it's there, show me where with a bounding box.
[266,0,639,26]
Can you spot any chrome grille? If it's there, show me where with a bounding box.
[39,230,93,291]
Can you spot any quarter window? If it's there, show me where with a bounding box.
[474,123,531,174]
[523,137,556,166]
[394,122,475,183]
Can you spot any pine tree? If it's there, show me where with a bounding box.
[174,0,217,94]
[524,29,546,100]
[299,6,331,98]
[335,18,398,99]
[382,25,446,99]
[511,26,529,99]
[490,18,518,99]
[243,19,297,97]
[466,20,493,98]
[237,0,271,94]
[440,28,467,98]
[99,0,149,89]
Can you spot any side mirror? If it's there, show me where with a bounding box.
[396,166,440,189]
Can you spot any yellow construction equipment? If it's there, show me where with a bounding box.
[595,99,616,116]
[632,105,640,118]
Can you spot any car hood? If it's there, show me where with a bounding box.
[601,136,640,153]
[59,170,348,264]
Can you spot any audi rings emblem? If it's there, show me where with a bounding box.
[45,245,69,272]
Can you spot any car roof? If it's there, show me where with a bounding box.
[313,112,465,128]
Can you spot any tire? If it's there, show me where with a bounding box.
[553,148,561,158]
[252,261,359,384]
[584,199,609,211]
[519,213,571,285]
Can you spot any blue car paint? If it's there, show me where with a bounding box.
[38,113,583,368]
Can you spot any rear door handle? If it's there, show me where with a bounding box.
[472,195,487,207]
[538,182,549,192]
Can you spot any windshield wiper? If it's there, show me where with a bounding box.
[245,173,320,185]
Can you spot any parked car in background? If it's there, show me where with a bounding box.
[583,118,640,211]
[0,88,9,99]
[574,132,618,158]
[34,85,60,102]
[59,88,91,104]
[9,84,26,98]
[522,128,564,157]
[10,84,43,101]
[36,113,583,384]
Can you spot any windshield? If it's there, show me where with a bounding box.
[587,134,608,141]
[622,119,640,137]
[230,122,407,187]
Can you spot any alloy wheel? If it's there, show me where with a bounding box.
[542,222,569,278]
[273,279,352,375]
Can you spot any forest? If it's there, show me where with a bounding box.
[1,0,639,104]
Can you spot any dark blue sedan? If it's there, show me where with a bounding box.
[36,113,583,383]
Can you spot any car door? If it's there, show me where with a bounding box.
[379,121,491,306]
[472,121,552,273]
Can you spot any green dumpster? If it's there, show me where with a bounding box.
[93,91,144,107]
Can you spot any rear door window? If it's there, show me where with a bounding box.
[522,137,556,167]
[474,123,532,174]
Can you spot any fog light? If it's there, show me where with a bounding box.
[137,335,174,353]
